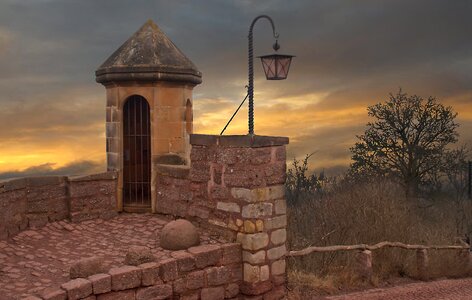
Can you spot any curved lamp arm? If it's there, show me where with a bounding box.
[248,15,279,135]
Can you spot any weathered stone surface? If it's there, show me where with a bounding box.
[136,284,173,300]
[206,266,232,286]
[231,185,285,203]
[271,259,286,276]
[260,265,270,282]
[225,283,240,298]
[240,280,273,296]
[109,265,141,291]
[242,250,266,264]
[241,203,273,218]
[160,219,200,250]
[96,290,135,300]
[124,245,155,266]
[274,199,286,215]
[70,256,106,279]
[244,263,265,283]
[271,229,287,246]
[201,286,225,300]
[158,258,179,282]
[216,201,240,213]
[188,244,222,268]
[88,273,111,294]
[40,288,67,300]
[61,278,93,300]
[220,243,242,265]
[185,270,205,289]
[357,249,373,281]
[264,215,287,230]
[168,252,193,273]
[267,245,286,260]
[237,233,269,251]
[139,262,160,286]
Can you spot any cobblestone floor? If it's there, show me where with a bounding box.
[0,213,226,300]
[324,278,472,300]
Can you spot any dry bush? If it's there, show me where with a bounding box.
[287,176,472,292]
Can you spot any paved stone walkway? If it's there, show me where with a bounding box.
[0,213,225,300]
[324,278,472,300]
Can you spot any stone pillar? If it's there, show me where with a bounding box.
[355,250,372,281]
[416,249,429,280]
[189,134,289,299]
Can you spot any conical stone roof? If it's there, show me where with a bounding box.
[96,20,202,85]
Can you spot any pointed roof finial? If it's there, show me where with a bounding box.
[96,20,202,85]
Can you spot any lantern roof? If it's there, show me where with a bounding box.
[96,19,202,85]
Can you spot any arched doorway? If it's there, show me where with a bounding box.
[123,95,151,210]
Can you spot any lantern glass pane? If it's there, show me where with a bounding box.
[276,57,292,79]
[261,57,277,79]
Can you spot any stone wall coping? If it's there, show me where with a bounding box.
[69,171,118,182]
[155,164,190,179]
[0,172,116,193]
[190,134,289,148]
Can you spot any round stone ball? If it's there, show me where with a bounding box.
[160,219,200,250]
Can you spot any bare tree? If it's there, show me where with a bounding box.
[350,90,459,196]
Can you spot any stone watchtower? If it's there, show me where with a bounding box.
[96,20,202,212]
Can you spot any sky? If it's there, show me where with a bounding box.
[0,0,471,179]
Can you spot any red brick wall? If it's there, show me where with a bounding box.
[0,172,118,240]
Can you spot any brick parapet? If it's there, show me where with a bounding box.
[36,243,243,300]
[0,172,118,240]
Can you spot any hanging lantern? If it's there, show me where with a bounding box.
[258,53,294,80]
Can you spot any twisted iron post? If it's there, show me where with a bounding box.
[248,15,278,135]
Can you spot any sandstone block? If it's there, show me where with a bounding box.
[88,273,111,294]
[242,203,273,218]
[242,250,266,265]
[160,219,200,250]
[264,215,286,230]
[171,251,196,272]
[225,283,240,298]
[216,201,240,213]
[70,256,106,279]
[188,244,222,268]
[109,265,141,291]
[267,245,286,260]
[185,270,205,289]
[271,259,286,276]
[240,280,273,296]
[274,199,286,215]
[124,245,155,266]
[244,220,256,233]
[136,284,172,300]
[231,185,285,203]
[206,266,231,286]
[220,243,242,265]
[96,290,135,300]
[139,262,160,286]
[61,278,93,300]
[158,258,179,282]
[201,286,225,300]
[237,233,269,251]
[271,229,286,246]
[40,288,67,300]
[260,265,270,281]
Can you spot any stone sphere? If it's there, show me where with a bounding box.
[160,219,200,250]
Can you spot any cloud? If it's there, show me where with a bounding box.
[0,0,470,175]
[0,160,105,180]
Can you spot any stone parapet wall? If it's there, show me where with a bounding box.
[152,134,289,298]
[38,243,242,300]
[0,172,118,240]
